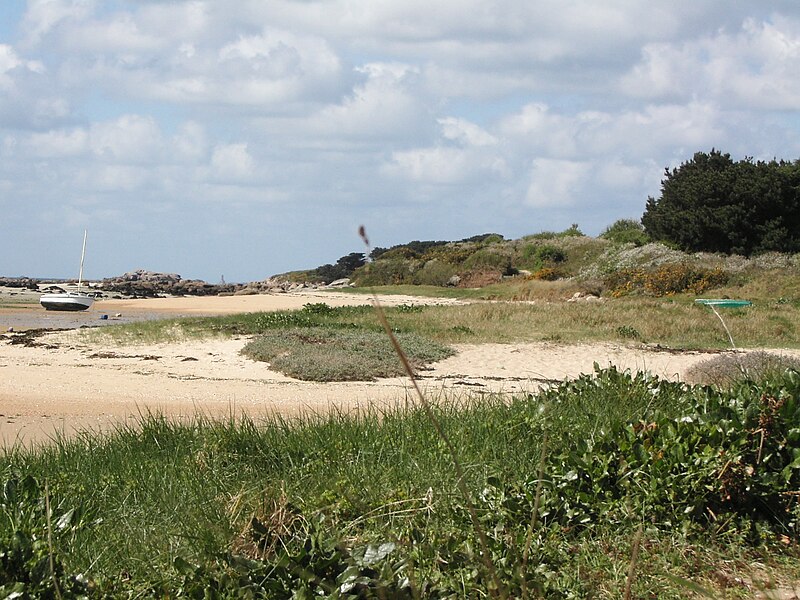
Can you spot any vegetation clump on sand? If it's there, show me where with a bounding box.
[2,367,799,597]
[686,350,800,388]
[242,326,453,381]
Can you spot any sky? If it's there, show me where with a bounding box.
[2,1,800,283]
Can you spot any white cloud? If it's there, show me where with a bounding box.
[0,44,45,89]
[596,159,648,191]
[386,147,475,184]
[20,0,95,46]
[62,13,163,54]
[89,115,164,164]
[211,143,254,181]
[73,164,150,193]
[211,29,342,105]
[25,127,88,157]
[439,117,496,146]
[498,100,725,162]
[525,158,586,208]
[621,15,800,109]
[298,62,429,141]
[172,121,208,163]
[498,103,580,158]
[384,115,507,185]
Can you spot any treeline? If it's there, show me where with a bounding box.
[303,233,505,284]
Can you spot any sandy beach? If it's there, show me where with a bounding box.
[2,290,795,447]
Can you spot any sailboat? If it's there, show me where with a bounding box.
[40,230,95,311]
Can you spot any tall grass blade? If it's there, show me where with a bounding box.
[521,426,548,600]
[662,574,716,598]
[44,480,63,600]
[623,523,643,600]
[359,225,506,599]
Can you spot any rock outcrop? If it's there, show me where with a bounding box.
[0,277,40,291]
[1,272,354,299]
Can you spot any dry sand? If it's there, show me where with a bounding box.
[2,290,795,447]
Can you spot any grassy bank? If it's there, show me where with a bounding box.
[2,368,799,596]
[85,295,800,351]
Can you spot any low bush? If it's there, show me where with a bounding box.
[351,259,414,286]
[524,224,585,240]
[462,248,514,273]
[521,243,567,272]
[685,350,800,387]
[412,260,457,286]
[600,218,650,246]
[530,267,563,281]
[605,263,729,297]
[418,245,476,265]
[241,327,454,381]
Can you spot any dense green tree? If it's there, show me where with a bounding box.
[642,150,800,255]
[312,252,366,283]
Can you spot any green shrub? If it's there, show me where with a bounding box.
[419,245,476,265]
[525,224,585,240]
[615,324,641,340]
[600,219,650,246]
[3,369,800,596]
[530,267,563,281]
[374,246,418,260]
[352,259,414,286]
[462,249,513,273]
[642,150,800,255]
[481,234,504,245]
[0,476,96,596]
[412,260,457,286]
[521,243,567,272]
[527,367,800,535]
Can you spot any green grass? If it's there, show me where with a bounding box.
[2,368,799,596]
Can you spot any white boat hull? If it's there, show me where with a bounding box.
[40,293,95,311]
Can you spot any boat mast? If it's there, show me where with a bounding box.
[78,229,87,291]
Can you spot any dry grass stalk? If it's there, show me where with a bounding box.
[359,225,507,599]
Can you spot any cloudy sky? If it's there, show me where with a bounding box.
[2,1,799,282]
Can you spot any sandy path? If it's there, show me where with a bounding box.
[2,291,797,447]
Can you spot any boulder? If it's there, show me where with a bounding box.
[327,278,352,288]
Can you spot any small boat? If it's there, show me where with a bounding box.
[40,230,95,312]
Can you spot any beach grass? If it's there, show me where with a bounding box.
[2,368,799,596]
[82,294,800,351]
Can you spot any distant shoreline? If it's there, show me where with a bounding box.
[0,288,465,332]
